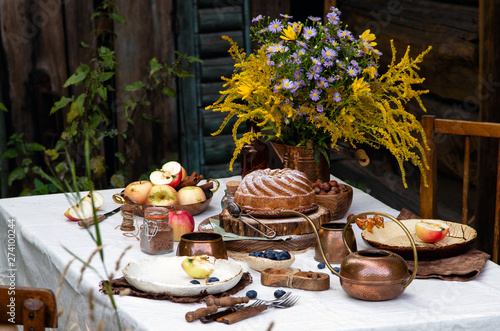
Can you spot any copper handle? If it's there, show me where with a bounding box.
[344,211,418,289]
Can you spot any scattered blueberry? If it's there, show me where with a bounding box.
[246,290,258,299]
[333,267,340,273]
[317,262,326,269]
[208,277,219,283]
[274,289,286,298]
[190,280,200,284]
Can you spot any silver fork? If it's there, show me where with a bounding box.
[219,294,300,324]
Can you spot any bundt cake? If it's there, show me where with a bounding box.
[234,168,318,217]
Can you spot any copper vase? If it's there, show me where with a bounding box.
[314,222,357,263]
[270,142,330,182]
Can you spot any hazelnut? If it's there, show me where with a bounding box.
[321,182,331,192]
[331,186,340,194]
[329,180,339,187]
[313,186,321,194]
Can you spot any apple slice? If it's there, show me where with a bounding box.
[82,191,105,209]
[149,161,183,188]
[415,220,450,243]
[64,199,94,221]
[181,255,215,279]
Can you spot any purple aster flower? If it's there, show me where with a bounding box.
[327,12,340,25]
[323,60,334,68]
[327,76,334,83]
[252,15,263,23]
[316,104,324,113]
[312,64,323,74]
[303,27,317,40]
[350,60,359,68]
[269,19,283,33]
[294,70,303,80]
[321,47,337,59]
[268,60,275,66]
[333,92,342,102]
[306,70,319,80]
[347,66,358,77]
[297,41,308,48]
[337,29,352,39]
[297,48,306,56]
[308,16,322,22]
[267,45,278,53]
[316,78,329,88]
[282,79,294,89]
[310,57,321,66]
[310,89,321,101]
[334,74,341,80]
[280,14,293,19]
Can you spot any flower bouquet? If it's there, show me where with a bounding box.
[207,7,432,187]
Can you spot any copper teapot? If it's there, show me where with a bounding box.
[283,211,418,301]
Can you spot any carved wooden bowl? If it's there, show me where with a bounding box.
[315,185,353,220]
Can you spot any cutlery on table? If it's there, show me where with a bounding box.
[78,207,121,228]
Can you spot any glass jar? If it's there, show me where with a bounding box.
[140,207,173,254]
[221,180,240,209]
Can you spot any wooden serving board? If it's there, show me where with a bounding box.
[218,206,329,237]
[198,217,318,253]
[261,268,330,291]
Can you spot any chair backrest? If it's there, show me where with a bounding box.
[0,286,57,330]
[420,115,500,263]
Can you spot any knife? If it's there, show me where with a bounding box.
[218,305,268,324]
[200,306,244,323]
[78,207,121,228]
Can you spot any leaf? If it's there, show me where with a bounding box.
[0,102,8,112]
[96,86,107,101]
[21,158,32,166]
[114,152,126,164]
[1,148,18,159]
[110,173,125,188]
[161,86,177,98]
[124,81,145,92]
[8,167,27,186]
[149,57,162,75]
[27,143,45,152]
[64,65,90,87]
[98,71,115,82]
[109,12,127,24]
[50,96,74,114]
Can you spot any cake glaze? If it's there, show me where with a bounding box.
[234,168,318,217]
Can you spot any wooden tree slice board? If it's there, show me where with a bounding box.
[218,206,329,237]
[198,217,318,253]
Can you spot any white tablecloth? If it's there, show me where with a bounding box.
[1,176,500,330]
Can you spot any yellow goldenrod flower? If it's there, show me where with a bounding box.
[352,77,370,97]
[237,82,254,100]
[363,66,377,79]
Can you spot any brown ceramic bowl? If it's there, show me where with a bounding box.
[176,232,228,259]
[316,184,353,220]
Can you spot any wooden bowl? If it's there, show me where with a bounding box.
[315,185,353,220]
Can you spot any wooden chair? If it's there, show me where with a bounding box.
[0,286,57,330]
[420,115,500,263]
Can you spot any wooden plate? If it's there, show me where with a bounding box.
[362,219,477,260]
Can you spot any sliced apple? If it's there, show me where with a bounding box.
[149,161,183,188]
[82,191,105,209]
[415,220,450,243]
[181,255,215,279]
[64,199,94,221]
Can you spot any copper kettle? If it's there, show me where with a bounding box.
[283,211,418,301]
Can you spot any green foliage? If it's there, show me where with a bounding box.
[1,1,199,196]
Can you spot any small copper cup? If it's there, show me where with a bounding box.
[314,222,357,263]
[176,232,228,259]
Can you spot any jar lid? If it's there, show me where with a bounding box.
[226,180,241,192]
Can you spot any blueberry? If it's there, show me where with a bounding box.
[208,277,219,283]
[246,290,258,299]
[190,280,200,284]
[274,289,286,298]
[317,262,326,269]
[333,267,340,273]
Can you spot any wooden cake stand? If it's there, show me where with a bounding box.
[198,206,329,253]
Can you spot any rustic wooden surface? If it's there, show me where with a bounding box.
[261,268,330,291]
[218,207,329,237]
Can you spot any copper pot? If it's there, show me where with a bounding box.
[283,211,418,301]
[176,232,228,259]
[314,222,357,264]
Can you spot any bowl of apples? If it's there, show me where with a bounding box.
[115,161,219,216]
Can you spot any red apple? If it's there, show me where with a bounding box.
[169,209,195,241]
[177,186,206,205]
[149,161,183,188]
[124,180,153,204]
[146,185,179,206]
[64,199,94,221]
[415,220,450,243]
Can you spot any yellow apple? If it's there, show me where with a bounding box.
[146,184,179,206]
[124,180,154,205]
[177,186,206,205]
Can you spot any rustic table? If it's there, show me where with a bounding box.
[1,176,500,330]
